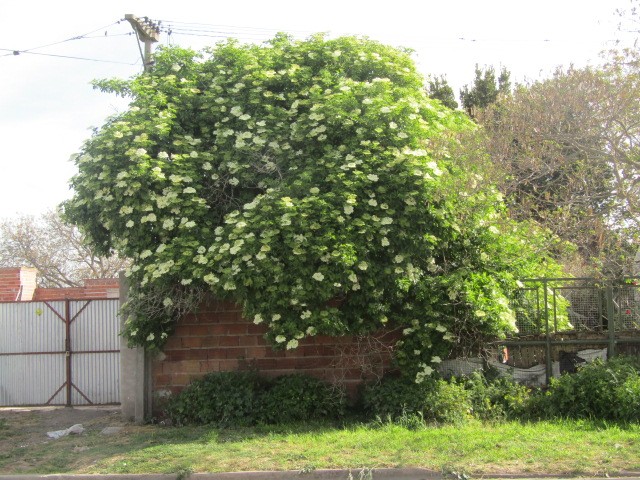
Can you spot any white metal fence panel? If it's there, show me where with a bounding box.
[0,301,66,353]
[0,354,65,406]
[70,300,120,405]
[72,353,120,404]
[70,300,120,351]
[0,299,120,406]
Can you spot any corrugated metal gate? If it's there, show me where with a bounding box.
[0,299,120,406]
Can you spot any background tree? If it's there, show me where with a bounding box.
[460,65,511,118]
[617,0,640,46]
[475,56,640,276]
[426,75,458,109]
[0,210,129,287]
[65,35,563,380]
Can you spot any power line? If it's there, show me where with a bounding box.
[81,33,135,39]
[156,18,587,45]
[19,20,124,53]
[164,26,273,38]
[157,19,314,35]
[0,48,138,65]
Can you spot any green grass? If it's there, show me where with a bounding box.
[1,419,639,476]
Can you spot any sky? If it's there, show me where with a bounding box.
[0,0,635,219]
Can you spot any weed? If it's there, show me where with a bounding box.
[175,466,193,480]
[348,467,373,480]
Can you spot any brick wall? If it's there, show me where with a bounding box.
[33,278,120,300]
[152,298,399,404]
[0,267,37,301]
[0,267,119,301]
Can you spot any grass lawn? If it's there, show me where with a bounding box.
[1,414,639,476]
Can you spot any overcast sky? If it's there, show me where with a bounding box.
[0,0,635,219]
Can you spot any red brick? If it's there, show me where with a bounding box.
[186,349,209,360]
[289,357,318,369]
[152,362,164,375]
[245,346,268,358]
[201,336,220,348]
[238,335,259,346]
[215,312,240,323]
[163,337,181,351]
[181,337,203,348]
[219,359,240,370]
[267,349,286,358]
[155,374,171,386]
[174,325,192,337]
[209,324,227,334]
[199,360,220,372]
[207,349,227,359]
[271,358,299,370]
[226,323,248,335]
[187,325,210,336]
[160,362,183,374]
[166,350,188,361]
[219,336,239,347]
[255,358,278,370]
[171,373,195,386]
[247,324,268,335]
[301,345,323,357]
[223,347,247,359]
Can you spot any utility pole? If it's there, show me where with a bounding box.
[125,14,160,72]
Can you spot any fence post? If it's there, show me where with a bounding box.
[606,284,616,358]
[119,272,147,423]
[543,279,552,385]
[65,299,72,407]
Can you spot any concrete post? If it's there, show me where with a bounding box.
[119,272,147,423]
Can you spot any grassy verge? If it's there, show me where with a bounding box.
[1,418,639,476]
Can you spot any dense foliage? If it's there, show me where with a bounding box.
[165,371,345,426]
[165,357,640,427]
[361,374,472,424]
[64,34,563,380]
[259,373,346,423]
[164,371,266,426]
[361,369,530,423]
[529,356,640,422]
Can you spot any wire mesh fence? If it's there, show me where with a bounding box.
[497,277,640,385]
[511,278,640,335]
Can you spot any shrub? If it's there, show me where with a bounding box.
[426,378,472,424]
[361,374,471,425]
[259,374,346,424]
[165,371,346,427]
[612,376,640,421]
[361,375,434,419]
[464,371,531,420]
[165,371,266,426]
[530,356,640,421]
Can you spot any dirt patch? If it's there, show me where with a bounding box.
[0,406,125,452]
